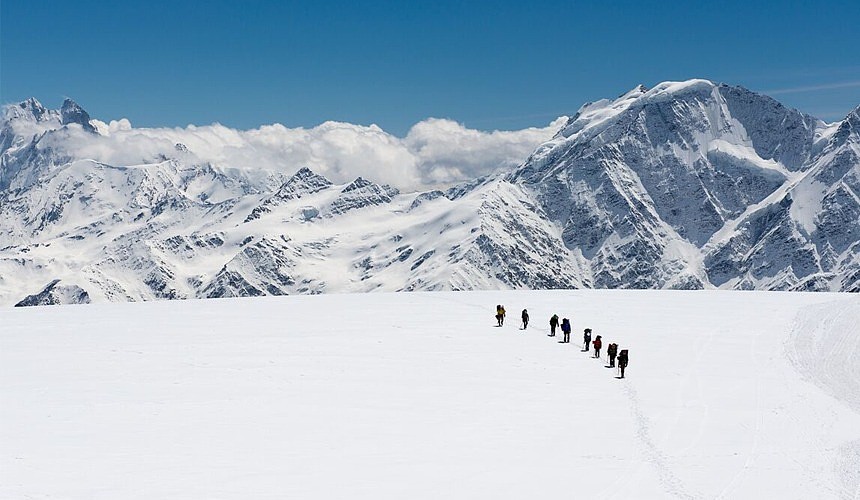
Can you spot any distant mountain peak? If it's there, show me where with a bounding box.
[342,176,374,192]
[292,166,327,181]
[847,105,860,125]
[20,97,47,113]
[5,97,51,123]
[60,98,97,134]
[619,84,648,99]
[270,166,332,202]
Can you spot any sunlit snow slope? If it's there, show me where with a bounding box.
[2,81,858,306]
[2,290,859,499]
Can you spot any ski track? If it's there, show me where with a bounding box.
[787,297,860,499]
[623,383,699,500]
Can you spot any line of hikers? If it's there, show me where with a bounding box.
[497,305,630,378]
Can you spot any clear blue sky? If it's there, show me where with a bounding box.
[2,0,859,135]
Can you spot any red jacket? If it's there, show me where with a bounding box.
[593,339,602,350]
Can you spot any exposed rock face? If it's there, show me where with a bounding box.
[15,279,91,307]
[512,81,857,291]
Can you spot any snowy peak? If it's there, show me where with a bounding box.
[513,78,857,291]
[3,97,98,134]
[5,98,53,123]
[620,84,648,98]
[274,166,332,200]
[60,98,97,133]
[835,105,860,139]
[342,176,374,192]
[14,279,91,307]
[328,176,399,215]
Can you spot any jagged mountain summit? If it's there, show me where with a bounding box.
[512,80,858,291]
[1,81,858,306]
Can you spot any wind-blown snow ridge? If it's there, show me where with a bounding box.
[1,80,858,305]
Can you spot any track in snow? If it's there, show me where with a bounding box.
[2,290,859,499]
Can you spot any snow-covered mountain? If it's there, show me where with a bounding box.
[512,80,858,292]
[1,81,858,305]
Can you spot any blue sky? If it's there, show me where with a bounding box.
[2,0,859,135]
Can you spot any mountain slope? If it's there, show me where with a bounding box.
[1,85,858,306]
[511,80,855,291]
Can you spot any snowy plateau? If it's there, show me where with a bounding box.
[2,290,860,498]
[1,79,859,306]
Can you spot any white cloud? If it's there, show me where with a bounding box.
[761,80,860,95]
[405,117,568,185]
[29,112,567,191]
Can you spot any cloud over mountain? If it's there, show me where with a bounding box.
[30,108,567,191]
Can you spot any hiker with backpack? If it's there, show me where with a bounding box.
[561,318,571,343]
[521,309,529,330]
[495,305,506,326]
[549,314,559,337]
[618,349,629,378]
[592,335,602,358]
[583,328,592,352]
[607,343,618,367]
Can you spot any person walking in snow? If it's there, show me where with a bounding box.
[618,349,629,378]
[561,318,571,343]
[592,335,602,358]
[495,305,506,326]
[607,342,618,368]
[583,328,592,352]
[549,314,559,337]
[521,309,529,330]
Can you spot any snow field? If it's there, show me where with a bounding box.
[2,290,859,499]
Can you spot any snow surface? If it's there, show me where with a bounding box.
[2,290,860,499]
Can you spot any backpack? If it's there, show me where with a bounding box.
[608,343,618,355]
[618,349,629,364]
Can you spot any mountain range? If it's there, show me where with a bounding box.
[1,79,858,306]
